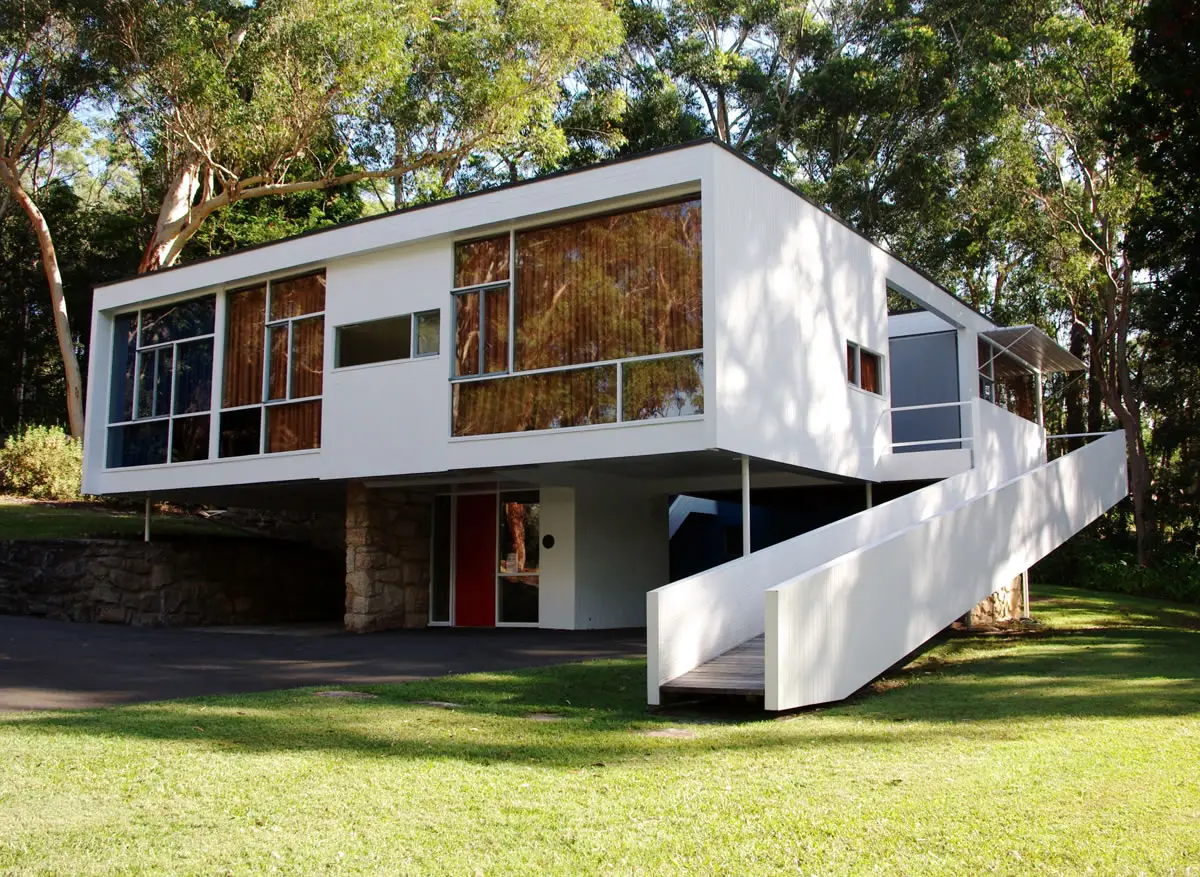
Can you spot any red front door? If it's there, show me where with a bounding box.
[454,494,496,627]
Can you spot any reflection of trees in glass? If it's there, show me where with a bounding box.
[453,366,616,435]
[515,199,702,370]
[455,236,509,288]
[500,500,539,574]
[622,355,704,421]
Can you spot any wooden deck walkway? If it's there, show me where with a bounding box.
[659,635,765,696]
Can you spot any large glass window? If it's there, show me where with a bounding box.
[220,271,325,457]
[450,199,703,437]
[106,296,216,468]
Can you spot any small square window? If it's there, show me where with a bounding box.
[847,342,884,396]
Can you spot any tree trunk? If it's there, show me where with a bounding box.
[0,159,85,438]
[1065,321,1086,451]
[1087,316,1104,435]
[139,157,201,273]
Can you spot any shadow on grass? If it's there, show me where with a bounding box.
[4,616,1199,767]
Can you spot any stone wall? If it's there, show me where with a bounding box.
[0,537,344,626]
[965,573,1027,627]
[344,484,433,632]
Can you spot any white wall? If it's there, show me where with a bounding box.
[710,152,890,480]
[574,489,669,629]
[765,431,1127,710]
[538,487,576,629]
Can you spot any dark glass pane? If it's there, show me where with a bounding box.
[139,295,215,346]
[484,288,508,374]
[454,235,509,287]
[847,343,857,383]
[137,348,173,419]
[451,365,616,436]
[109,313,137,423]
[336,315,411,368]
[455,291,480,376]
[622,354,704,421]
[219,408,262,457]
[269,272,325,321]
[498,576,538,624]
[514,199,702,370]
[267,324,288,400]
[224,285,266,407]
[171,414,210,462]
[267,400,321,452]
[415,310,440,356]
[173,339,213,414]
[106,421,169,468]
[431,496,452,623]
[291,317,324,397]
[499,499,539,574]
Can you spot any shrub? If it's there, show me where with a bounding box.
[0,425,83,500]
[1034,535,1200,604]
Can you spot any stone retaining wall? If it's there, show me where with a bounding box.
[0,537,343,626]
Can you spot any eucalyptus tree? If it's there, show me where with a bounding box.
[119,0,622,273]
[0,0,122,436]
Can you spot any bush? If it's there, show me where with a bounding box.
[1034,535,1200,604]
[0,425,83,500]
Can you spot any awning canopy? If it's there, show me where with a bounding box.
[980,325,1085,374]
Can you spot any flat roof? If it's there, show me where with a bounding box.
[981,325,1085,373]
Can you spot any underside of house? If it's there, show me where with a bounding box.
[83,140,1126,711]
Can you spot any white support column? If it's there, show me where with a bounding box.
[741,455,751,557]
[865,483,874,509]
[1021,570,1031,620]
[143,495,151,543]
[1035,370,1045,429]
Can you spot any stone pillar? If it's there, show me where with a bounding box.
[344,483,433,632]
[964,574,1025,628]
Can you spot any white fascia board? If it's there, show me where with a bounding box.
[885,260,995,333]
[92,146,714,314]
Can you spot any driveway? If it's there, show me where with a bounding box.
[0,615,645,712]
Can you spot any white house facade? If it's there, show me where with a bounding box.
[83,141,1127,709]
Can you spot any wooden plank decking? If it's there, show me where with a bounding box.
[659,635,765,696]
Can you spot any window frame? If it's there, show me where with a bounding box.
[447,197,705,438]
[332,308,441,371]
[846,341,886,397]
[105,297,217,469]
[450,230,516,379]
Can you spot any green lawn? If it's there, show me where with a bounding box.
[0,496,243,540]
[2,587,1198,875]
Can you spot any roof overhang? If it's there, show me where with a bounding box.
[980,325,1085,374]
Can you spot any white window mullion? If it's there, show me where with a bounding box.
[286,318,295,400]
[208,291,227,460]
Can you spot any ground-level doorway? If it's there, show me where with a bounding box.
[430,491,541,627]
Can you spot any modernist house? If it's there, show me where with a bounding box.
[83,140,1127,710]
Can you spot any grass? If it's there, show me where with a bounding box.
[0,495,244,540]
[1,586,1198,875]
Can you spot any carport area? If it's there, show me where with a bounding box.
[0,615,643,712]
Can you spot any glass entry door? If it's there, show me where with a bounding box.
[497,491,539,625]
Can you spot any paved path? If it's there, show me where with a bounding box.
[0,615,645,712]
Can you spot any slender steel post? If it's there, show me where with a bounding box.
[865,483,873,509]
[143,495,151,543]
[741,455,751,557]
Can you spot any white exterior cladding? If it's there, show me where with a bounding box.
[84,141,997,497]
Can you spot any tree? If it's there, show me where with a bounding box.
[118,0,622,273]
[1017,0,1155,564]
[0,0,119,436]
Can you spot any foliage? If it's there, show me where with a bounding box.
[1,587,1199,873]
[0,495,245,539]
[118,0,623,270]
[0,424,81,500]
[1034,532,1200,604]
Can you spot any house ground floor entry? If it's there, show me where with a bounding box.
[431,491,543,628]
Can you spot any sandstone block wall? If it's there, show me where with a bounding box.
[0,537,343,626]
[344,484,433,632]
